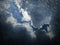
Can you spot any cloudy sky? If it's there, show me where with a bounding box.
[0,0,60,45]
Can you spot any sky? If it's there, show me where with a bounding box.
[0,0,60,45]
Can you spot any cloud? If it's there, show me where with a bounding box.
[5,12,21,27]
[23,23,36,38]
[0,0,10,12]
[13,0,36,38]
[14,0,31,21]
[45,25,55,40]
[46,31,55,40]
[5,10,54,40]
[21,10,31,21]
[5,11,36,39]
[1,0,56,40]
[39,16,52,25]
